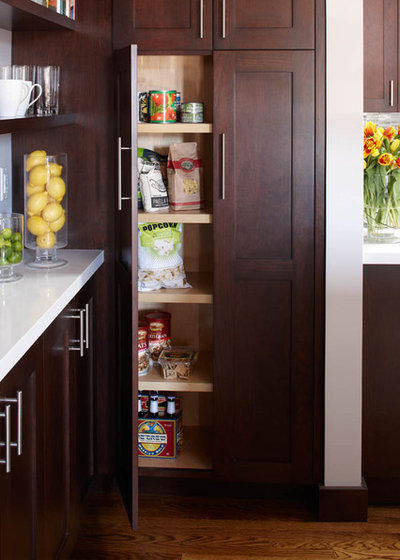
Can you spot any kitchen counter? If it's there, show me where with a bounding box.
[0,249,104,382]
[364,243,400,264]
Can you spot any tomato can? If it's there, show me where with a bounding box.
[149,90,177,123]
[138,321,150,376]
[144,311,172,361]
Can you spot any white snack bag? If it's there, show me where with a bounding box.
[138,222,191,291]
[139,160,169,212]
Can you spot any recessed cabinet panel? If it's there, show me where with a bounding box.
[364,0,398,111]
[214,0,314,49]
[234,71,292,260]
[113,0,212,51]
[232,280,291,463]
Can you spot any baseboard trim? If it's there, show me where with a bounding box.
[318,478,368,521]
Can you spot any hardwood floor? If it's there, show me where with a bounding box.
[71,480,400,560]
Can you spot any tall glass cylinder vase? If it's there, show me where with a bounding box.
[364,170,400,243]
[24,151,68,268]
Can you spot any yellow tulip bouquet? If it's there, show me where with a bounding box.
[364,121,400,240]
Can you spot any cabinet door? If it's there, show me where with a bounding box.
[364,0,398,112]
[115,45,139,530]
[0,343,41,560]
[213,0,314,50]
[363,265,400,502]
[213,51,315,484]
[113,0,212,52]
[37,310,72,560]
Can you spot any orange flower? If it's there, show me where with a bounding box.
[364,121,377,138]
[378,152,394,166]
[395,158,400,169]
[364,137,381,156]
[383,126,397,141]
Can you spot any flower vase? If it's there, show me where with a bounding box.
[364,168,400,243]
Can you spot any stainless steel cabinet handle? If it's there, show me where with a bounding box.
[0,391,22,456]
[0,405,11,473]
[221,133,226,200]
[200,0,204,38]
[222,0,226,38]
[118,136,132,211]
[85,302,90,350]
[65,308,85,357]
[390,80,394,107]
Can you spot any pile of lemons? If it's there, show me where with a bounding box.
[25,150,66,249]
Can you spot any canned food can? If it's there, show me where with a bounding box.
[175,91,181,121]
[138,322,150,376]
[144,311,172,362]
[181,102,204,123]
[149,90,177,123]
[138,92,148,123]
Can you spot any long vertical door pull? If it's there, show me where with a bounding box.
[221,133,226,200]
[118,136,132,210]
[222,0,226,38]
[0,404,11,472]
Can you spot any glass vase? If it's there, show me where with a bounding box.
[24,152,68,268]
[0,213,23,283]
[364,171,400,243]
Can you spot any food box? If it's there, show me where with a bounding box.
[138,411,183,459]
[158,347,196,380]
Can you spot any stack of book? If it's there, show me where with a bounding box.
[31,0,75,20]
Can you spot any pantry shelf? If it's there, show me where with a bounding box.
[138,122,213,134]
[138,272,213,304]
[0,0,75,31]
[139,352,213,392]
[138,209,213,224]
[138,426,212,470]
[0,113,76,135]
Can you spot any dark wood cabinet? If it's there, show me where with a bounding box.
[0,342,41,560]
[113,0,212,52]
[213,0,314,50]
[364,0,398,112]
[213,50,315,483]
[363,265,400,503]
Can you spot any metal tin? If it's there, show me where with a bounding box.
[138,92,148,123]
[175,91,181,120]
[149,90,177,123]
[181,102,204,123]
[144,311,172,361]
[138,322,150,376]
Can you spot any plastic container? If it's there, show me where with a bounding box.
[158,347,197,380]
[0,213,23,283]
[24,151,68,269]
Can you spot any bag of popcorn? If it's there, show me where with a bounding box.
[138,222,191,291]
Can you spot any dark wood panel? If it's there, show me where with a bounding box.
[113,0,212,52]
[213,50,315,484]
[0,0,75,31]
[214,0,314,49]
[364,0,398,111]
[12,0,115,475]
[0,113,75,135]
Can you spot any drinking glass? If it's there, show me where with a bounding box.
[36,65,60,116]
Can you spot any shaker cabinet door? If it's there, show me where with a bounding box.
[213,50,315,484]
[364,0,398,112]
[113,0,212,51]
[213,0,314,50]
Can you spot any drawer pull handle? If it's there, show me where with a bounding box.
[0,405,11,472]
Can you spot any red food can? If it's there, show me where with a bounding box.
[144,311,171,362]
[138,321,150,376]
[149,90,177,123]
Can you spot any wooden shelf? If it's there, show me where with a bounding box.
[138,426,212,470]
[138,209,213,224]
[138,122,212,134]
[0,113,76,135]
[139,352,213,392]
[0,0,75,31]
[138,272,213,304]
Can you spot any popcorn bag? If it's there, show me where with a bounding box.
[167,142,204,211]
[138,222,191,291]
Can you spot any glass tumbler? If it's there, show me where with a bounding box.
[0,213,23,283]
[24,151,68,269]
[36,66,60,115]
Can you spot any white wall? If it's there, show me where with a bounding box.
[0,28,12,214]
[325,0,364,486]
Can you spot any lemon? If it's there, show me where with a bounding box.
[49,211,66,232]
[27,192,48,216]
[26,150,47,172]
[29,165,49,186]
[42,202,63,222]
[26,183,45,197]
[36,231,56,249]
[48,163,62,176]
[46,176,66,201]
[27,215,50,236]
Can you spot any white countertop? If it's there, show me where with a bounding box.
[0,249,104,382]
[363,243,400,264]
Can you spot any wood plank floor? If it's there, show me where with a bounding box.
[71,481,400,560]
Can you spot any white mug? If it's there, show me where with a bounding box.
[16,81,42,116]
[0,79,30,117]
